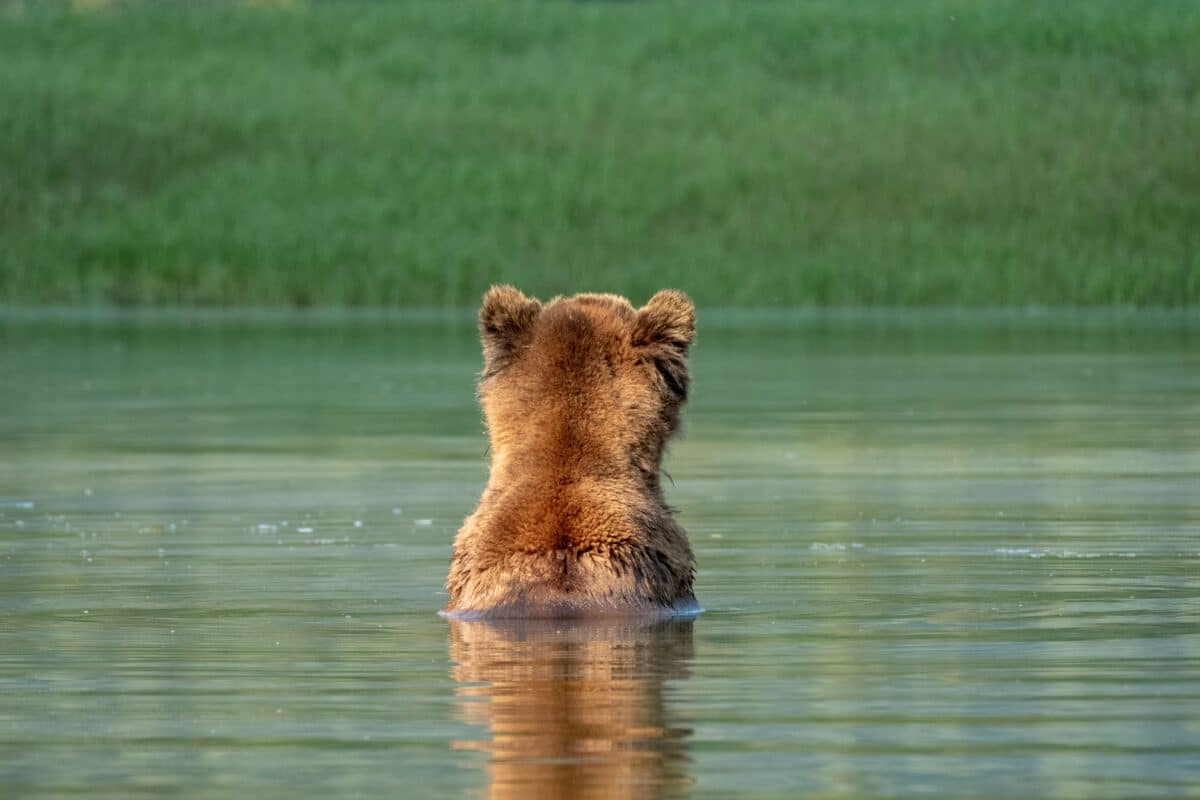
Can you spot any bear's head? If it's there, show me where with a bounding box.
[476,285,695,484]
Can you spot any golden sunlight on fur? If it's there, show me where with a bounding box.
[443,286,698,618]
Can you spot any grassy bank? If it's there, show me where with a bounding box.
[2,0,1198,307]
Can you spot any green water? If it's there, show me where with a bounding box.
[1,310,1197,799]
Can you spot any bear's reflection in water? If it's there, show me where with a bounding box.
[448,617,695,799]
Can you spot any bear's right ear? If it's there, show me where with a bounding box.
[479,284,541,376]
[633,289,695,401]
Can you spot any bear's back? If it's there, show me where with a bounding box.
[445,477,694,618]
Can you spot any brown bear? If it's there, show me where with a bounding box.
[442,285,698,618]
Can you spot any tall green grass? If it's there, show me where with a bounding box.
[2,0,1198,307]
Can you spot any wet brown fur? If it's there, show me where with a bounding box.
[443,286,697,617]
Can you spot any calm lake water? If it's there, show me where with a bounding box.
[1,309,1197,799]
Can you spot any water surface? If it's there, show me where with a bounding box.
[1,310,1197,798]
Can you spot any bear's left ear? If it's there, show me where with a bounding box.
[479,284,542,376]
[633,289,695,400]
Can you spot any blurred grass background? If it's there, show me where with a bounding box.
[1,0,1198,308]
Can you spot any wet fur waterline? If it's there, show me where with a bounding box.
[439,599,704,623]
